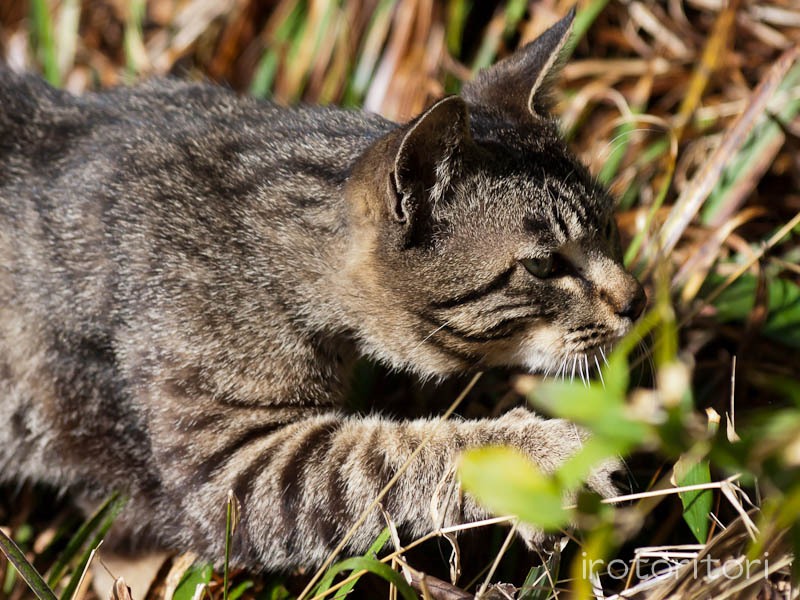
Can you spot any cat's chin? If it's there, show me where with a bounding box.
[502,325,568,374]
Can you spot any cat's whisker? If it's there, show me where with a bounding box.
[578,357,586,386]
[600,345,610,367]
[594,355,605,389]
[584,355,590,387]
[641,337,656,375]
[570,355,577,383]
[553,361,562,380]
[582,355,590,387]
[413,319,453,352]
[597,127,657,162]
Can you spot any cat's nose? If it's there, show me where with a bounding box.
[617,284,646,321]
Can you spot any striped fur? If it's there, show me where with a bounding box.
[0,11,641,570]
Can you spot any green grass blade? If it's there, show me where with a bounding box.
[250,1,305,98]
[317,557,417,600]
[519,547,560,600]
[470,14,502,72]
[173,564,213,600]
[226,581,253,600]
[0,529,58,600]
[60,496,128,600]
[4,557,19,595]
[708,272,800,349]
[313,527,390,596]
[334,528,390,598]
[701,62,800,225]
[223,490,240,600]
[445,0,470,56]
[260,577,291,600]
[502,0,529,37]
[623,157,675,268]
[123,0,148,76]
[46,492,120,587]
[598,122,633,186]
[341,0,396,107]
[30,0,61,86]
[563,0,609,60]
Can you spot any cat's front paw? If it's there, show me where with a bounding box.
[498,407,622,498]
[495,408,622,550]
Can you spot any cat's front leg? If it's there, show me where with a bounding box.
[146,405,616,570]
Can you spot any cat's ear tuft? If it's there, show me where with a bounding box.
[389,95,471,228]
[461,6,575,121]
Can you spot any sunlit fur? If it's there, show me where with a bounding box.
[0,10,639,570]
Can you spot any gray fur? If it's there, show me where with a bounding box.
[0,12,643,570]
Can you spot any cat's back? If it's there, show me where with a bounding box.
[0,69,389,182]
[0,69,393,250]
[0,70,391,333]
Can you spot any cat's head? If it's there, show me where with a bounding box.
[342,7,645,378]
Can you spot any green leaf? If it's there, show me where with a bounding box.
[259,577,291,600]
[314,527,391,596]
[227,581,254,600]
[173,563,213,600]
[519,549,561,600]
[530,379,648,453]
[0,528,58,600]
[676,459,712,543]
[313,557,417,600]
[335,528,390,598]
[709,273,800,348]
[459,447,569,529]
[556,437,628,491]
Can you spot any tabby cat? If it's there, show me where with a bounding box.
[0,9,645,570]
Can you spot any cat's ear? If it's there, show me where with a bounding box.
[389,95,471,228]
[461,7,575,121]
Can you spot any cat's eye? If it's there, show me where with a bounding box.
[520,255,554,278]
